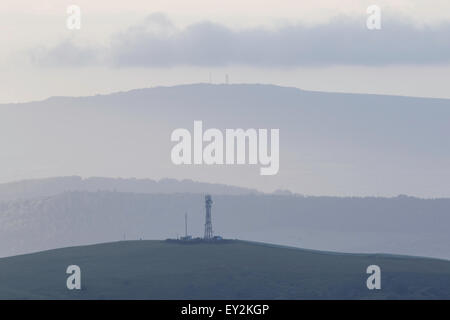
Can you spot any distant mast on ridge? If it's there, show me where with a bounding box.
[204,195,213,239]
[169,194,222,242]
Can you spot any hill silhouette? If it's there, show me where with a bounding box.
[0,240,448,299]
[0,176,259,202]
[1,83,449,197]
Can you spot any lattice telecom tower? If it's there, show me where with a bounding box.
[204,195,213,239]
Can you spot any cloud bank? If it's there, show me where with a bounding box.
[32,13,450,67]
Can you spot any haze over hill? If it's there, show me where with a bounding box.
[0,180,449,260]
[1,84,450,197]
[3,2,450,301]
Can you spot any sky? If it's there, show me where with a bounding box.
[1,0,450,103]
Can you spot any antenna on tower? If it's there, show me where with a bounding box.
[204,195,213,240]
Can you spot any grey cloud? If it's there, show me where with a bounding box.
[32,14,450,67]
[31,40,100,67]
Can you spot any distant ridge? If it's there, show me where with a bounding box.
[3,83,450,106]
[1,82,449,197]
[0,176,260,202]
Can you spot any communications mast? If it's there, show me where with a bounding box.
[204,195,213,239]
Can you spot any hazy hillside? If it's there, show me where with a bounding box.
[1,84,449,263]
[0,240,449,299]
[0,191,449,260]
[0,176,259,202]
[1,84,450,196]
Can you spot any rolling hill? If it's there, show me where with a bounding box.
[1,83,450,197]
[0,176,259,202]
[0,240,449,299]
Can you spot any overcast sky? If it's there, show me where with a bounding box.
[1,0,450,102]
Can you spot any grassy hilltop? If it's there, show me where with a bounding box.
[0,240,449,299]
